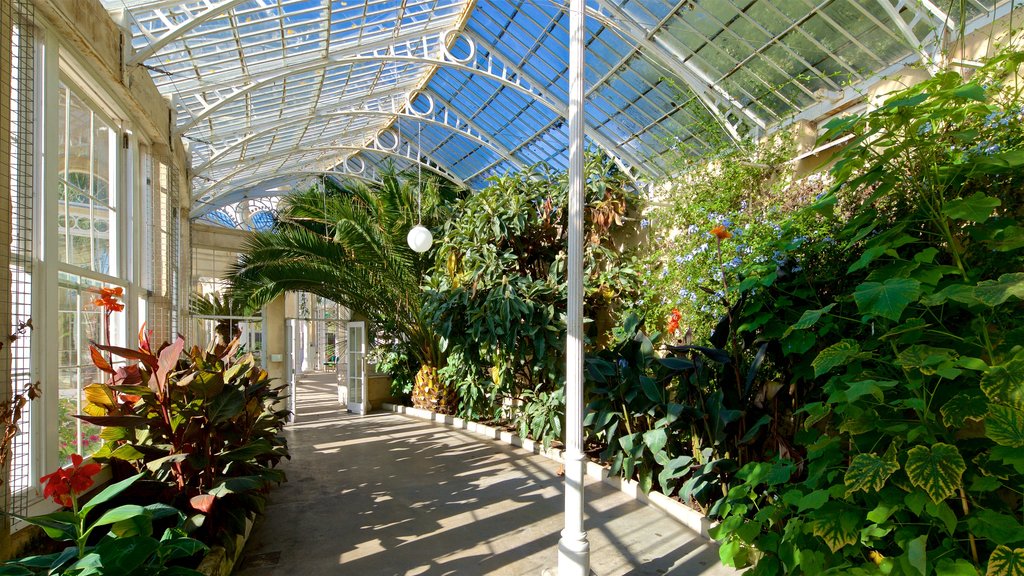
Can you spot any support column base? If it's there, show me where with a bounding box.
[556,529,590,576]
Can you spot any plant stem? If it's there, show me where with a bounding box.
[72,493,85,559]
[958,486,979,565]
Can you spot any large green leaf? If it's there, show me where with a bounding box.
[969,509,1024,546]
[936,558,981,575]
[18,511,77,541]
[941,391,989,428]
[853,278,921,321]
[907,534,928,576]
[90,535,159,574]
[987,545,1024,576]
[786,304,836,335]
[986,404,1024,448]
[80,473,144,516]
[813,340,861,377]
[642,428,667,457]
[845,452,899,494]
[206,387,246,424]
[905,443,965,504]
[92,504,149,528]
[810,504,862,552]
[976,273,1024,307]
[943,192,1001,222]
[208,476,268,498]
[982,359,1024,409]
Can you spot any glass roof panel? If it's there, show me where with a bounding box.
[104,0,1013,218]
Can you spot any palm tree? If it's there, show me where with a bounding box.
[227,165,462,412]
[189,291,252,351]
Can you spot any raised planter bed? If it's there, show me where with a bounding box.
[197,515,256,576]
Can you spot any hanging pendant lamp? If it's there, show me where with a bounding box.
[407,122,433,253]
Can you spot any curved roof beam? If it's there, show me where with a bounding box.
[127,0,252,66]
[175,31,557,136]
[584,1,765,142]
[194,97,523,175]
[195,143,464,201]
[192,170,384,218]
[465,32,650,179]
[155,30,445,99]
[420,88,523,165]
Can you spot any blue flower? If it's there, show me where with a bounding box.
[675,255,684,264]
[617,358,629,369]
[726,257,742,269]
[640,218,650,229]
[918,120,933,134]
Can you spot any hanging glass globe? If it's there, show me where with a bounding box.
[407,224,433,253]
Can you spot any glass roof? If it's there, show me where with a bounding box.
[102,0,1011,221]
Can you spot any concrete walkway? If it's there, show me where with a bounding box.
[234,373,731,576]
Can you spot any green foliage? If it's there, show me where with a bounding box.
[709,50,1024,575]
[585,312,785,504]
[368,341,416,402]
[425,153,640,445]
[2,475,207,575]
[229,165,463,372]
[79,334,289,553]
[635,135,836,340]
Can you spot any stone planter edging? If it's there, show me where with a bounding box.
[197,515,256,576]
[381,403,714,540]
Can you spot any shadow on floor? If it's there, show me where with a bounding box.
[234,373,731,576]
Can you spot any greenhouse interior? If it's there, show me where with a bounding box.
[1,0,1023,574]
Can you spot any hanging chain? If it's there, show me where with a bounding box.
[417,122,423,225]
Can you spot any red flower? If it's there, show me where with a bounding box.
[40,454,102,508]
[92,287,125,313]
[710,225,732,240]
[666,308,682,334]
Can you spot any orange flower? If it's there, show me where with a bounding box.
[710,225,732,240]
[666,308,682,334]
[92,286,125,313]
[39,454,102,507]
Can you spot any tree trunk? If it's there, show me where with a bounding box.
[411,364,456,415]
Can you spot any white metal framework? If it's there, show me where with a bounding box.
[103,0,1012,223]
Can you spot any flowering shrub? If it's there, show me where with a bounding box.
[635,135,834,340]
[1,468,206,574]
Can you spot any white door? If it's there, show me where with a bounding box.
[347,322,367,414]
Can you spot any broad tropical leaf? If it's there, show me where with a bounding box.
[987,545,1024,576]
[810,504,862,552]
[786,303,836,335]
[853,278,921,322]
[982,359,1024,409]
[941,392,989,428]
[905,444,965,504]
[813,340,862,377]
[986,404,1024,448]
[975,273,1024,307]
[943,192,1001,221]
[845,452,900,494]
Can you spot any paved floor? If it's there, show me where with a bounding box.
[234,373,732,576]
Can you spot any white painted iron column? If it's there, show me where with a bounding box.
[558,0,589,573]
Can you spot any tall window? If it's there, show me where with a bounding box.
[55,82,124,462]
[57,83,117,275]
